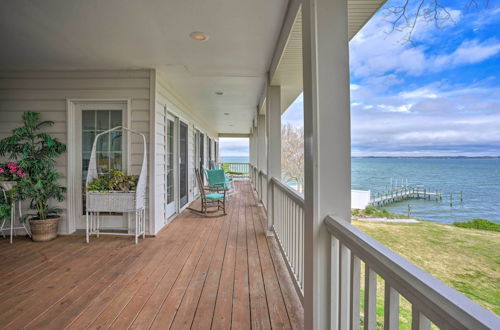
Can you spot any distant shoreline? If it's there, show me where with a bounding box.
[352,156,500,159]
[222,156,500,160]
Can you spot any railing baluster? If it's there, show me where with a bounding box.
[364,265,377,330]
[411,306,431,330]
[301,209,304,289]
[331,236,341,329]
[384,283,400,330]
[340,244,351,329]
[350,255,361,330]
[293,202,295,267]
[266,177,305,300]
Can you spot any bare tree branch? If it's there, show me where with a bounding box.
[384,0,488,44]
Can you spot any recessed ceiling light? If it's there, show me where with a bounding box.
[215,91,224,96]
[229,124,233,127]
[224,112,230,116]
[189,32,208,41]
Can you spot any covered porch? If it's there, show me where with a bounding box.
[0,0,498,329]
[0,181,303,329]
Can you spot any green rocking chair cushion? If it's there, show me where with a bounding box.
[206,193,225,200]
[205,169,230,187]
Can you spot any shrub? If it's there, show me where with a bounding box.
[453,219,500,232]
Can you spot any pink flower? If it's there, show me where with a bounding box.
[0,168,4,174]
[7,163,18,170]
[17,169,26,178]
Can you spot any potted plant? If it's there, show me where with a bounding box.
[0,162,27,229]
[0,112,66,241]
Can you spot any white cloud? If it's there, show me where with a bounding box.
[351,82,500,156]
[432,39,500,70]
[219,138,249,157]
[378,104,413,113]
[350,7,500,79]
[400,88,438,99]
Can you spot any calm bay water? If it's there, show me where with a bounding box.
[352,158,500,224]
[222,156,500,224]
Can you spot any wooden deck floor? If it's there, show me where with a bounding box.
[0,181,303,329]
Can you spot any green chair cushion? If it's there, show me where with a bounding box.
[206,193,224,200]
[205,169,227,185]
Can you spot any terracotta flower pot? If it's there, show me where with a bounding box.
[29,217,59,242]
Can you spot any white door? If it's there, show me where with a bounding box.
[76,103,128,230]
[165,114,176,220]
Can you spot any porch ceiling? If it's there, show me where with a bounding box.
[270,0,386,114]
[0,0,288,134]
[0,0,384,133]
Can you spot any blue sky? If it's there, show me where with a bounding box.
[282,0,500,157]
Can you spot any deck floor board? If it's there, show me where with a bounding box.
[0,181,303,329]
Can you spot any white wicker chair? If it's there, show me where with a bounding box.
[85,126,147,244]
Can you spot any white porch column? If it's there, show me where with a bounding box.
[257,114,267,174]
[302,0,351,329]
[252,118,258,168]
[266,85,281,234]
[257,114,267,204]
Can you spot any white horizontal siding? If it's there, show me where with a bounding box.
[152,73,218,234]
[0,70,151,234]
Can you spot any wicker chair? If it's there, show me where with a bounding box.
[194,168,227,216]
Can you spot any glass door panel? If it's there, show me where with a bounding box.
[199,133,205,170]
[165,118,176,220]
[208,138,212,168]
[179,121,188,208]
[81,110,123,214]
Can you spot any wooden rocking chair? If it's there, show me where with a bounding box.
[190,168,227,217]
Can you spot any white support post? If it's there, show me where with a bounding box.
[252,118,259,171]
[266,85,281,235]
[254,113,266,203]
[249,127,255,168]
[302,0,351,328]
[257,114,267,175]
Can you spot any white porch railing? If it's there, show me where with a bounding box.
[249,172,498,328]
[222,162,250,178]
[270,177,304,301]
[325,215,499,330]
[252,167,268,209]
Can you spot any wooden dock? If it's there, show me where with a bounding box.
[370,186,443,207]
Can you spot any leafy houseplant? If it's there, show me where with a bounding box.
[0,112,66,241]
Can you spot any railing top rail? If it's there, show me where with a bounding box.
[271,177,305,208]
[324,215,499,330]
[222,162,250,164]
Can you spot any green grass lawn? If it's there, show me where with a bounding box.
[353,219,500,321]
